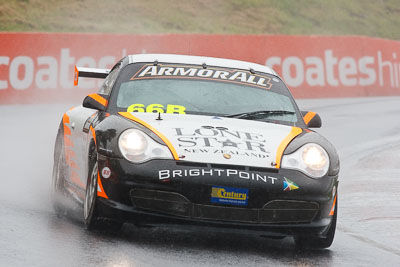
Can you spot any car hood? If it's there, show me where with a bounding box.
[122,112,302,168]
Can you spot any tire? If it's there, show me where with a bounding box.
[84,153,122,232]
[51,134,67,216]
[84,157,99,229]
[295,197,338,249]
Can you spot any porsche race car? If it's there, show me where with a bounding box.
[52,54,339,249]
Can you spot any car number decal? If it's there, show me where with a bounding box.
[127,103,186,114]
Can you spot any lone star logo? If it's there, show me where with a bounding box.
[219,139,240,148]
[283,177,299,191]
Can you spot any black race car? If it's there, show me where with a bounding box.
[52,54,339,249]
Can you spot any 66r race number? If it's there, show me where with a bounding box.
[127,104,186,114]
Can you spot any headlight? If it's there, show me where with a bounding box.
[118,129,173,163]
[281,143,329,178]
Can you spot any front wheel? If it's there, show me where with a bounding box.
[84,159,99,229]
[295,197,338,249]
[84,157,122,231]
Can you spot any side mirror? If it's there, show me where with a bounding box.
[82,93,108,111]
[301,111,322,128]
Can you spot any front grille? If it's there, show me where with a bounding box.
[131,189,190,217]
[130,189,319,224]
[260,200,319,223]
[263,200,319,210]
[131,189,190,202]
[193,205,259,223]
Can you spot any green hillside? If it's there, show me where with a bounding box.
[1,0,400,40]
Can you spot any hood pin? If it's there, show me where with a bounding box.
[223,154,231,159]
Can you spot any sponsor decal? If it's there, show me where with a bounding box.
[158,168,278,184]
[211,186,248,206]
[283,177,299,191]
[127,103,186,114]
[182,148,269,158]
[101,167,111,179]
[131,64,273,89]
[175,127,270,158]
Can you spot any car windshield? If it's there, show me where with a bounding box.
[110,63,302,125]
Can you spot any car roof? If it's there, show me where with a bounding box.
[127,54,277,75]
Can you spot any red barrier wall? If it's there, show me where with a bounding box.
[1,32,400,104]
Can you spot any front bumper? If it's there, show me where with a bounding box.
[97,156,338,237]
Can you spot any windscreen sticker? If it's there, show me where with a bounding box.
[131,64,273,90]
[127,104,186,114]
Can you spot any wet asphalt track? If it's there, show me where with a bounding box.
[0,96,400,266]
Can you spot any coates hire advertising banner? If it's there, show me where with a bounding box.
[1,33,400,104]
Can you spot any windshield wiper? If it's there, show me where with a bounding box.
[226,110,296,119]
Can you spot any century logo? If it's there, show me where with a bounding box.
[211,186,248,206]
[212,187,247,200]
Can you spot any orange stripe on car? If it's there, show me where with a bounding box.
[303,111,316,125]
[63,124,71,135]
[63,113,70,124]
[275,127,302,168]
[62,111,85,188]
[62,113,72,146]
[89,93,108,107]
[329,195,337,216]
[71,171,85,188]
[118,112,180,160]
[89,126,96,145]
[64,136,73,147]
[64,148,76,163]
[97,172,109,199]
[62,113,74,156]
[87,122,108,198]
[69,160,79,169]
